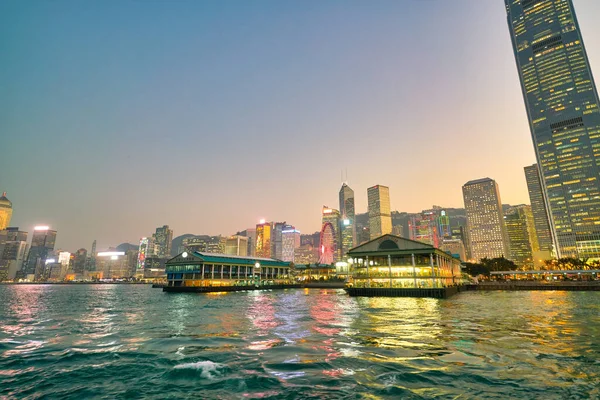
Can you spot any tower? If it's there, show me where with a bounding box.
[506,0,600,259]
[0,192,13,230]
[367,185,392,240]
[462,178,510,262]
[339,183,356,257]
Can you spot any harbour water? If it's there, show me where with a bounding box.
[1,285,599,399]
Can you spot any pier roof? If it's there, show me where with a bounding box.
[167,251,290,267]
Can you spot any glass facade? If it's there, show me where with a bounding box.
[367,185,392,240]
[524,164,554,253]
[505,205,538,269]
[506,0,600,259]
[319,207,341,264]
[339,184,356,257]
[255,222,272,258]
[462,178,510,261]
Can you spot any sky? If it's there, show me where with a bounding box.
[2,0,600,251]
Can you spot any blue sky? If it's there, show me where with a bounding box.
[2,0,600,251]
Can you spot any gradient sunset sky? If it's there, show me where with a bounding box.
[2,0,600,251]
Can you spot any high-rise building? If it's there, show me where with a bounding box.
[462,178,510,262]
[0,193,13,230]
[72,248,87,275]
[319,206,341,264]
[238,228,257,257]
[22,226,57,280]
[255,221,272,258]
[367,185,392,239]
[505,205,539,269]
[225,235,249,256]
[153,225,173,258]
[181,235,224,253]
[137,237,150,273]
[524,164,554,255]
[270,222,286,260]
[506,0,600,259]
[281,226,301,262]
[408,211,440,248]
[339,183,356,256]
[94,251,131,279]
[0,227,28,281]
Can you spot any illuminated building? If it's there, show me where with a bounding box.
[319,206,341,264]
[524,164,554,255]
[137,237,149,272]
[294,243,319,264]
[437,210,452,239]
[153,225,173,258]
[367,185,392,239]
[270,222,286,260]
[225,235,249,256]
[0,192,13,230]
[339,183,356,257]
[181,235,224,254]
[408,211,440,248]
[21,226,57,281]
[504,205,539,269]
[94,251,131,279]
[347,234,461,289]
[281,227,300,262]
[165,252,292,290]
[506,0,600,259]
[255,221,272,258]
[462,178,510,262]
[440,239,466,262]
[58,251,70,267]
[0,228,28,281]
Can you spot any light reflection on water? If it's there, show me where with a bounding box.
[0,285,599,399]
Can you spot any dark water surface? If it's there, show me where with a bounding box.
[1,285,599,399]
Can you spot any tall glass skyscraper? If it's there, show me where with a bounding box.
[506,0,600,259]
[339,183,356,257]
[367,185,392,240]
[524,164,553,254]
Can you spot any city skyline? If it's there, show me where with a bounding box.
[3,1,600,251]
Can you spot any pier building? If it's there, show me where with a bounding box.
[164,251,293,291]
[347,234,462,289]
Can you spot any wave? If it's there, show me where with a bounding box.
[173,360,225,379]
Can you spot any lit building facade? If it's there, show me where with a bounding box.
[255,221,272,258]
[505,205,539,269]
[506,0,600,259]
[137,237,149,273]
[22,226,57,280]
[408,211,440,248]
[440,239,466,262]
[270,222,286,260]
[0,228,28,281]
[225,235,249,256]
[165,252,292,289]
[463,178,510,262]
[153,225,173,258]
[339,183,356,257]
[524,164,554,254]
[72,248,87,276]
[294,244,319,264]
[319,206,341,264]
[281,227,301,262]
[0,192,13,230]
[94,251,132,279]
[367,185,392,239]
[181,235,225,254]
[347,235,461,289]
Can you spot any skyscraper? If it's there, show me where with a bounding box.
[524,164,553,254]
[367,185,392,240]
[281,226,301,262]
[506,0,600,259]
[153,225,173,258]
[22,226,57,280]
[319,206,341,264]
[339,184,356,256]
[0,192,13,230]
[505,205,539,269]
[462,178,510,262]
[270,222,286,260]
[225,235,249,256]
[255,221,272,258]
